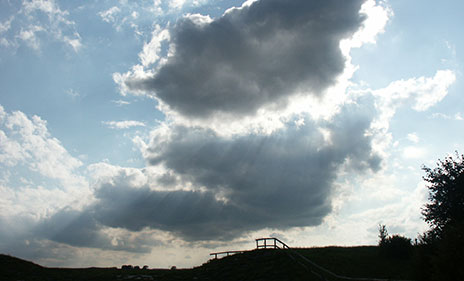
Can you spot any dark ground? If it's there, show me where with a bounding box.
[0,246,415,281]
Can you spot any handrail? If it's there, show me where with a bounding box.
[209,250,246,259]
[255,237,290,249]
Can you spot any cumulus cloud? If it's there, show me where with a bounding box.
[120,0,366,118]
[67,99,380,241]
[0,106,84,187]
[63,0,393,243]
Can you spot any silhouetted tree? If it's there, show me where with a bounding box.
[378,225,412,259]
[378,224,388,246]
[422,151,464,239]
[418,152,464,281]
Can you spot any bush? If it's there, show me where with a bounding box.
[379,233,412,259]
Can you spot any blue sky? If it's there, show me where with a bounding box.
[0,0,463,268]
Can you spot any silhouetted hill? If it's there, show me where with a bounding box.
[0,247,415,281]
[0,254,46,280]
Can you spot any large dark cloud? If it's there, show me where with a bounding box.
[12,0,381,248]
[125,0,366,118]
[64,100,380,242]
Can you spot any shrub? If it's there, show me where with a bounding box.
[379,234,412,259]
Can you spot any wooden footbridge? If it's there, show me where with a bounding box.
[209,237,288,259]
[210,237,413,281]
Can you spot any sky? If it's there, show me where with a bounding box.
[0,0,463,269]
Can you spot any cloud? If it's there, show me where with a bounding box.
[0,105,161,257]
[407,133,419,143]
[103,120,146,129]
[98,6,121,24]
[120,0,366,119]
[112,99,131,106]
[371,70,456,134]
[139,25,171,67]
[66,88,80,99]
[77,99,380,241]
[430,112,463,121]
[0,16,13,33]
[17,25,44,50]
[0,106,84,186]
[2,0,82,52]
[403,146,425,159]
[34,208,157,253]
[0,104,92,246]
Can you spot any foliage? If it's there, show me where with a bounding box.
[380,236,412,259]
[431,222,464,281]
[421,152,464,239]
[416,152,464,281]
[377,225,412,259]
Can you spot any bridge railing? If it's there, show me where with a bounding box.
[210,237,288,260]
[209,250,246,260]
[255,237,290,250]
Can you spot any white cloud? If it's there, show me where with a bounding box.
[22,0,64,16]
[345,0,392,49]
[2,110,84,186]
[111,100,131,106]
[0,37,13,47]
[0,105,91,221]
[407,133,419,143]
[0,16,13,33]
[3,0,83,52]
[64,33,82,52]
[103,120,146,129]
[413,70,456,111]
[168,0,187,10]
[17,25,44,50]
[66,88,80,98]
[98,6,121,23]
[430,112,464,121]
[372,70,456,132]
[139,25,170,67]
[403,146,425,159]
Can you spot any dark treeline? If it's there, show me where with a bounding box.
[378,152,464,281]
